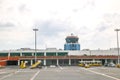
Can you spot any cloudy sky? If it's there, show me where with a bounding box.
[0,0,120,50]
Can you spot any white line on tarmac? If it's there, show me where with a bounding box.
[17,71,36,73]
[0,70,19,80]
[0,68,11,72]
[44,66,47,69]
[58,66,63,70]
[30,70,40,80]
[82,68,120,80]
[0,71,13,74]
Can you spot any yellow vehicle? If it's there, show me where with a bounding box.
[116,64,120,68]
[0,65,5,69]
[30,60,41,69]
[84,64,90,68]
[20,61,27,69]
[78,60,102,68]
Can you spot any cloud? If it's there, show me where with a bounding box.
[35,21,68,37]
[0,22,15,27]
[96,24,109,32]
[18,4,26,12]
[0,0,120,50]
[33,20,70,49]
[0,22,15,31]
[103,13,120,28]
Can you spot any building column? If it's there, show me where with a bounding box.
[20,52,22,56]
[93,59,95,61]
[7,52,10,60]
[56,52,57,56]
[32,52,34,56]
[105,59,107,64]
[69,59,71,66]
[57,59,59,66]
[18,60,20,66]
[44,52,46,56]
[81,59,83,61]
[44,59,46,66]
[31,60,33,65]
[8,52,10,57]
[43,51,46,66]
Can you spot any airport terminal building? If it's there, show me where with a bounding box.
[0,48,119,66]
[0,34,119,66]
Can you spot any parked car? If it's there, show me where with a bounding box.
[104,62,115,67]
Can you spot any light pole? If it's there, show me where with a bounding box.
[33,28,38,63]
[115,29,120,64]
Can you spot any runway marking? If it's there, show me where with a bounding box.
[0,71,16,74]
[82,68,120,80]
[30,70,40,80]
[58,66,63,70]
[44,66,47,69]
[0,68,12,72]
[0,70,19,80]
[17,70,36,72]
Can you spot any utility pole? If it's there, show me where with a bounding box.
[33,28,38,62]
[115,29,120,64]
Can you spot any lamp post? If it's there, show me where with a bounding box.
[33,28,38,63]
[114,29,120,64]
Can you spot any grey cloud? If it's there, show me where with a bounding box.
[97,26,107,32]
[97,13,120,32]
[0,22,15,27]
[103,13,120,27]
[72,9,79,13]
[82,0,96,9]
[19,4,27,12]
[35,21,67,37]
[33,21,69,47]
[0,0,3,5]
[79,26,92,35]
[5,3,27,13]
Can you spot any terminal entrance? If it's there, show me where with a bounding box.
[59,59,69,66]
[46,59,57,66]
[7,60,18,65]
[71,59,79,66]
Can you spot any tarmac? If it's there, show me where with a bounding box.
[0,66,120,80]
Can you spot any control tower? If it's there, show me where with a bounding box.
[64,33,80,50]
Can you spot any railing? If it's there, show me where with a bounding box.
[19,55,118,59]
[0,55,118,60]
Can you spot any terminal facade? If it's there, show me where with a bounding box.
[0,48,119,66]
[0,34,119,66]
